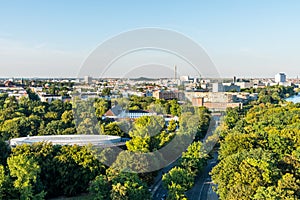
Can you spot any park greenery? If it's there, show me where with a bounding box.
[211,86,300,200]
[0,84,298,199]
[0,88,212,199]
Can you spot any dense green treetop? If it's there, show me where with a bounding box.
[212,101,300,200]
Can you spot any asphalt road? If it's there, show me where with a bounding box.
[151,160,178,200]
[185,151,219,200]
[152,181,167,200]
[152,113,222,200]
[185,114,220,200]
[152,152,219,200]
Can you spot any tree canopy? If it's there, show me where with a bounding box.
[211,102,300,199]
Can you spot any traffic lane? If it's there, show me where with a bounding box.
[153,186,167,200]
[186,153,218,200]
[207,183,218,200]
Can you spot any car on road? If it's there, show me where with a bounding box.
[161,194,167,200]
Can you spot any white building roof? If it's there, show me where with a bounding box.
[10,134,122,146]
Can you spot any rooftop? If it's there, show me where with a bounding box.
[9,134,123,147]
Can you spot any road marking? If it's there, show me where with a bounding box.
[151,180,162,198]
[208,185,213,194]
[198,178,210,200]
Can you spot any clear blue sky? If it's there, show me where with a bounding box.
[0,0,300,78]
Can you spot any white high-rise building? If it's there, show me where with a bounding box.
[84,76,92,84]
[275,73,286,83]
[212,83,224,92]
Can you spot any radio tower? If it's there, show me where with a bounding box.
[174,65,177,82]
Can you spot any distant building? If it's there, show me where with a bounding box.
[0,87,28,100]
[235,82,253,89]
[191,97,242,111]
[145,90,153,97]
[8,92,28,100]
[104,105,156,119]
[188,91,257,112]
[275,73,286,83]
[253,80,267,88]
[223,83,241,92]
[180,76,190,82]
[202,102,242,112]
[233,76,237,83]
[212,82,240,92]
[212,83,224,92]
[104,105,123,118]
[179,75,200,84]
[4,80,14,87]
[192,97,204,107]
[39,94,62,103]
[79,92,100,100]
[84,76,92,84]
[122,110,155,119]
[153,90,184,100]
